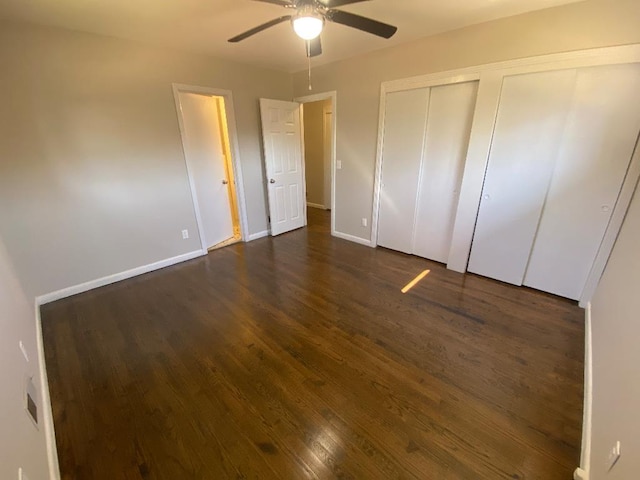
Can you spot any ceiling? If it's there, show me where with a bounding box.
[0,0,586,72]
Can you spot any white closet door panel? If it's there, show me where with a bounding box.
[467,70,577,285]
[413,81,478,263]
[378,88,429,253]
[524,63,640,299]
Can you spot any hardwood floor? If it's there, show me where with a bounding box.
[42,209,584,479]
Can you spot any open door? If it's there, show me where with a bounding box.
[259,99,306,236]
[178,92,240,249]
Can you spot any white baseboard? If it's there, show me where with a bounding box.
[576,302,593,480]
[34,304,61,480]
[35,249,206,305]
[332,230,374,247]
[33,248,208,477]
[306,202,327,210]
[247,230,270,241]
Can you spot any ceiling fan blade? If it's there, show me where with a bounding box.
[307,37,322,57]
[327,9,397,39]
[251,0,293,7]
[322,0,370,7]
[228,15,292,42]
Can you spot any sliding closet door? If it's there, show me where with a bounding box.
[523,63,640,299]
[467,70,577,285]
[413,81,478,263]
[377,88,429,253]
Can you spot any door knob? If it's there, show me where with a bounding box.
[270,179,276,184]
[222,179,229,185]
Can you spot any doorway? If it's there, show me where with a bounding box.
[173,85,248,251]
[297,92,336,233]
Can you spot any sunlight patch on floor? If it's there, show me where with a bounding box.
[401,269,430,293]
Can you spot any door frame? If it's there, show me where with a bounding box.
[371,44,640,306]
[294,91,338,237]
[172,83,250,251]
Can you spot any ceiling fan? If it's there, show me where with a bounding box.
[228,0,398,58]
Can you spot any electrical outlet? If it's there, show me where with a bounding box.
[25,375,38,428]
[336,160,342,170]
[607,440,621,471]
[181,229,189,240]
[19,467,29,480]
[361,218,368,227]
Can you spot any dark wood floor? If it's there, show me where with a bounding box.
[42,209,584,479]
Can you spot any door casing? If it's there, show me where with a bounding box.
[295,91,338,238]
[172,84,249,251]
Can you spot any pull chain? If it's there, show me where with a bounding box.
[307,41,312,91]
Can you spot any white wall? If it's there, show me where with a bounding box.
[588,184,640,479]
[0,236,52,479]
[0,20,293,298]
[3,2,640,476]
[293,0,640,242]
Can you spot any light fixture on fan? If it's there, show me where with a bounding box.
[292,13,324,40]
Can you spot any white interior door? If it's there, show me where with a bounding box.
[179,92,234,249]
[523,63,640,299]
[377,88,430,254]
[413,81,478,263]
[467,70,577,285]
[260,99,306,236]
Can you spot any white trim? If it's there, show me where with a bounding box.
[34,304,61,480]
[385,72,481,94]
[36,250,205,305]
[322,102,333,212]
[579,134,640,306]
[381,44,640,93]
[298,103,309,228]
[247,230,270,241]
[33,248,208,477]
[306,202,326,209]
[294,91,338,238]
[371,43,640,272]
[575,302,593,480]
[332,230,373,247]
[172,84,250,248]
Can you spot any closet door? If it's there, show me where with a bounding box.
[467,70,577,285]
[377,88,429,253]
[413,81,478,263]
[523,63,640,299]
